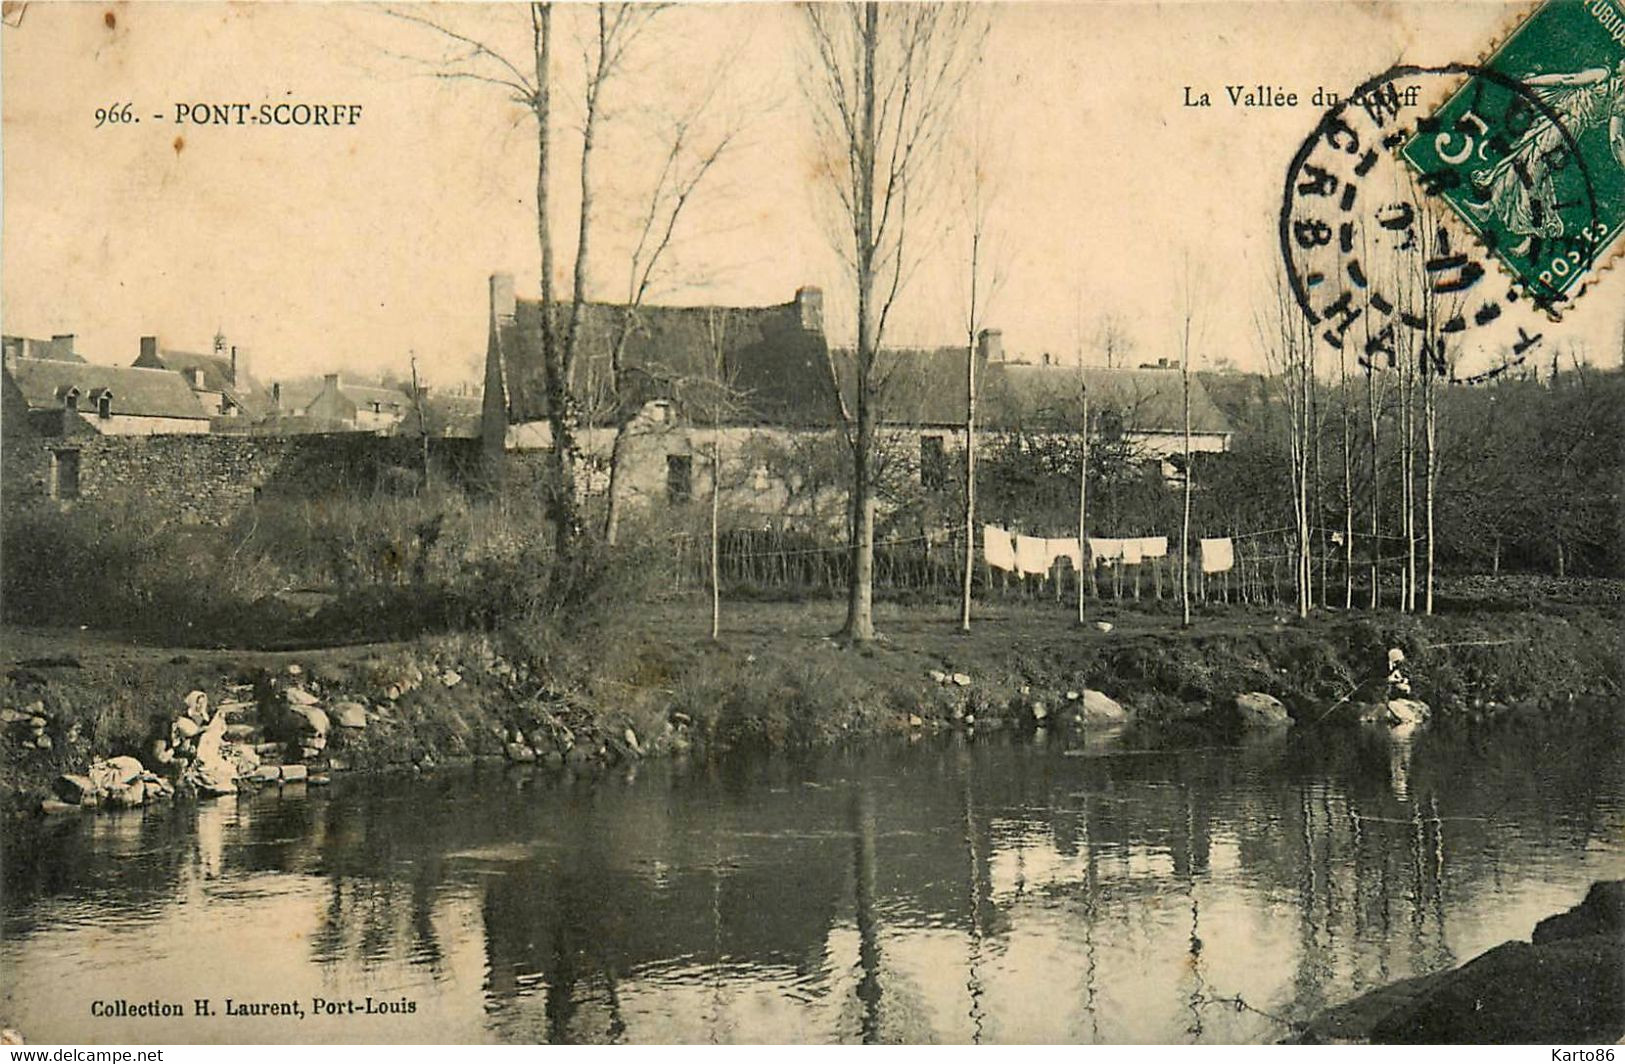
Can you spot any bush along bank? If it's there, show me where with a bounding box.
[3,601,1620,820]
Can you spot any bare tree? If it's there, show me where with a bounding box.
[957,100,1004,632]
[702,309,735,641]
[1076,356,1091,625]
[1095,314,1133,371]
[601,90,743,545]
[409,351,431,484]
[1177,260,1203,628]
[386,3,665,557]
[804,1,980,642]
[1258,264,1314,619]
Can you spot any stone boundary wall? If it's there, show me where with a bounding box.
[2,430,488,525]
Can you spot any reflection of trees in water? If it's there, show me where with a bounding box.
[850,787,882,1044]
[7,720,1621,1043]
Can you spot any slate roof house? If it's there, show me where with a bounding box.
[2,336,210,437]
[132,332,265,422]
[252,374,416,435]
[482,273,833,441]
[479,273,1233,513]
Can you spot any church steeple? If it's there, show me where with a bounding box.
[213,327,227,357]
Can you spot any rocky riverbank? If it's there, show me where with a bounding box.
[2,596,1620,820]
[1293,880,1625,1043]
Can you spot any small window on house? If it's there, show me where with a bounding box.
[371,401,382,414]
[666,454,693,504]
[51,449,80,500]
[62,387,79,412]
[96,392,112,419]
[919,434,948,490]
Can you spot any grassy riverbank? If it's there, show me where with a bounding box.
[2,581,1621,819]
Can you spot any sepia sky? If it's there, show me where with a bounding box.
[3,1,1622,388]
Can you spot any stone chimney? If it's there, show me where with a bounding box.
[977,328,1004,364]
[490,273,517,324]
[324,372,341,391]
[191,368,206,389]
[231,345,251,391]
[49,334,75,361]
[139,335,159,366]
[271,382,282,411]
[795,286,824,333]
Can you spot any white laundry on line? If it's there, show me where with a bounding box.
[1089,537,1125,564]
[1138,536,1169,559]
[1050,537,1083,570]
[1200,537,1235,574]
[983,525,1015,572]
[1120,539,1144,565]
[1014,535,1051,576]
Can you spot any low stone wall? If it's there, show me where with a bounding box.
[2,429,488,525]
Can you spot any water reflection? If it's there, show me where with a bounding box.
[3,720,1621,1044]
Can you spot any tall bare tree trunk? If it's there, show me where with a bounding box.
[1299,356,1312,618]
[531,3,581,558]
[1077,387,1089,626]
[1367,365,1381,609]
[961,333,977,631]
[710,434,721,640]
[604,429,628,544]
[842,1,880,643]
[1402,348,1417,613]
[410,352,431,486]
[1423,360,1438,615]
[1340,348,1353,609]
[1181,325,1193,628]
[1306,367,1319,607]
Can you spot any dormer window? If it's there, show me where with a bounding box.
[91,388,113,419]
[60,386,80,412]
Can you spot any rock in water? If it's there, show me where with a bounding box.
[55,774,96,804]
[284,686,320,707]
[1533,880,1625,945]
[105,755,144,784]
[226,743,261,777]
[331,702,367,729]
[1079,689,1128,724]
[1369,938,1622,1043]
[279,763,309,783]
[107,782,145,807]
[1231,692,1294,729]
[288,705,330,737]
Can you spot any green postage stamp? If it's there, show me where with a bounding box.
[1400,0,1625,305]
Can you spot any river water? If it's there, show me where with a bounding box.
[4,721,1622,1044]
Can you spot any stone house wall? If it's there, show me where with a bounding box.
[2,430,487,525]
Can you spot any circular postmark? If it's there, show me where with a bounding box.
[1280,63,1606,376]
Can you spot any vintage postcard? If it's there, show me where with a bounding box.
[2,0,1622,1049]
